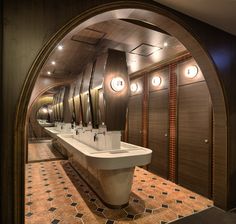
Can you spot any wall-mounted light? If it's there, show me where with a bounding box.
[152,76,161,86]
[42,108,48,113]
[130,83,139,93]
[110,77,125,92]
[47,71,51,75]
[185,65,198,78]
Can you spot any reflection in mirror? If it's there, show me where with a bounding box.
[37,104,53,126]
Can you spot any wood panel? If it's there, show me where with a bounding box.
[81,63,93,126]
[62,86,71,123]
[128,95,142,146]
[148,89,169,178]
[68,82,76,122]
[178,81,212,198]
[103,49,130,131]
[74,73,83,124]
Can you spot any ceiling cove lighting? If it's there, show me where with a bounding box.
[185,65,198,78]
[110,77,125,92]
[152,76,161,86]
[130,83,139,93]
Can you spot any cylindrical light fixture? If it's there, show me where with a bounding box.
[152,76,161,86]
[185,65,198,78]
[130,83,139,93]
[110,77,125,92]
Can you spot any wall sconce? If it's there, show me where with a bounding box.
[185,65,198,78]
[152,76,161,86]
[42,107,48,113]
[130,83,139,93]
[110,77,125,92]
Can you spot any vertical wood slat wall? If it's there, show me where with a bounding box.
[168,64,177,182]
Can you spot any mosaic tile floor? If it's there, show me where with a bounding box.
[25,160,212,224]
[28,142,64,162]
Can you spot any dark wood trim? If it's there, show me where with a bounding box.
[168,63,178,182]
[124,114,128,142]
[178,79,206,87]
[88,60,97,128]
[130,51,191,79]
[209,95,214,199]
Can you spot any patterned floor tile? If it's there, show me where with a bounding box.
[25,157,212,224]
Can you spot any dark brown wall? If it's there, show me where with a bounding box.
[1,0,236,223]
[148,89,169,178]
[178,82,212,198]
[128,77,144,146]
[104,49,130,131]
[128,94,143,146]
[148,67,169,178]
[128,57,213,197]
[63,86,71,123]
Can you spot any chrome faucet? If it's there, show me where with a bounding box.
[94,131,105,142]
[75,126,83,135]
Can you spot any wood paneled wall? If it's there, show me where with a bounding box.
[178,82,212,198]
[148,89,169,178]
[127,57,213,198]
[128,94,143,146]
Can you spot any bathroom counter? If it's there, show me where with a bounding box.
[57,133,152,170]
[44,126,152,208]
[44,127,70,138]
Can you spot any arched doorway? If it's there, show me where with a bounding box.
[15,1,227,223]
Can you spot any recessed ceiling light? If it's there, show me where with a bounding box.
[47,71,51,75]
[58,45,63,50]
[51,61,56,65]
[164,42,168,47]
